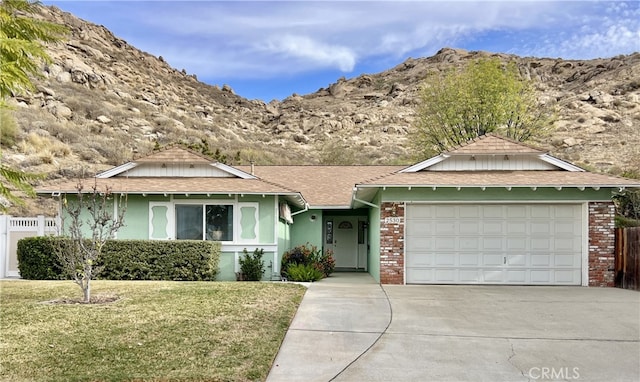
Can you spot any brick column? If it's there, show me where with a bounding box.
[588,202,615,287]
[380,202,404,284]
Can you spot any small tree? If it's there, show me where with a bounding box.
[1,0,67,209]
[57,180,126,302]
[411,58,555,157]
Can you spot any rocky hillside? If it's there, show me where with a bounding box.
[3,5,639,214]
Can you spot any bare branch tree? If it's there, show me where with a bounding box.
[56,180,126,302]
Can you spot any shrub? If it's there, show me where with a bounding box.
[285,263,324,282]
[238,248,265,281]
[281,243,335,281]
[17,237,221,281]
[318,250,336,277]
[17,236,65,280]
[98,240,220,281]
[0,109,18,147]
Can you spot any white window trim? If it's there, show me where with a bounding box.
[152,198,261,245]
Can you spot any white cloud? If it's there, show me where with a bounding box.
[262,35,356,72]
[45,0,640,81]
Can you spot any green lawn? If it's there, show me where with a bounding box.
[0,280,306,382]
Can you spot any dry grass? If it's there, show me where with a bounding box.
[0,280,305,382]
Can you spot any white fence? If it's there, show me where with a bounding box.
[0,215,59,278]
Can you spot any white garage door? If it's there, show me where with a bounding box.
[405,204,583,285]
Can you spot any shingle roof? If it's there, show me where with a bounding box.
[358,170,640,188]
[446,134,544,155]
[38,139,640,209]
[38,177,302,197]
[237,165,404,207]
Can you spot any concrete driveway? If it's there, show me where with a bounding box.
[267,273,640,382]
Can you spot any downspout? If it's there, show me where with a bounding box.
[352,187,379,209]
[353,197,379,209]
[291,203,310,216]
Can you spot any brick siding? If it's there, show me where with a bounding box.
[379,202,405,284]
[588,201,615,287]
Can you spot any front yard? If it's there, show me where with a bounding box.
[0,280,306,381]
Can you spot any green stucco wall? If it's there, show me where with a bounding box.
[290,209,323,249]
[277,220,291,258]
[107,194,278,242]
[217,250,279,281]
[367,192,382,283]
[118,194,169,239]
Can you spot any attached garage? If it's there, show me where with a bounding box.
[352,135,639,286]
[405,203,584,285]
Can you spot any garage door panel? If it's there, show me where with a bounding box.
[555,221,581,234]
[507,254,526,266]
[435,206,457,218]
[406,204,583,285]
[483,254,503,266]
[531,205,552,218]
[435,221,456,234]
[407,205,434,218]
[459,253,480,266]
[530,254,551,266]
[407,237,433,252]
[459,221,480,234]
[434,269,455,282]
[507,221,527,234]
[531,221,552,234]
[459,205,480,218]
[459,269,481,282]
[459,237,480,250]
[506,205,527,217]
[554,205,580,218]
[530,270,552,283]
[435,237,456,250]
[406,253,433,267]
[507,237,527,250]
[555,237,581,251]
[483,270,504,282]
[435,253,456,266]
[406,268,434,283]
[554,270,580,284]
[555,254,578,266]
[505,270,526,283]
[482,205,504,218]
[482,237,503,250]
[531,237,551,250]
[482,222,503,234]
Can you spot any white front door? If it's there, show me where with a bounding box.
[332,217,359,268]
[405,204,583,285]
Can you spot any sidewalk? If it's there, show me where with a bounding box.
[266,273,391,382]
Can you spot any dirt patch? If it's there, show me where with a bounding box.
[43,294,121,305]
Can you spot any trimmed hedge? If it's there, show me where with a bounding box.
[98,240,220,281]
[16,237,221,281]
[16,236,66,280]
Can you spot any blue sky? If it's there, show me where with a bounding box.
[43,1,640,102]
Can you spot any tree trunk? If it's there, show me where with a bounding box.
[83,279,91,303]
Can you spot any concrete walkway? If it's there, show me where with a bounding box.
[267,272,389,382]
[267,274,640,382]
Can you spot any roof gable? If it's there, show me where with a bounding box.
[400,134,584,173]
[96,147,257,179]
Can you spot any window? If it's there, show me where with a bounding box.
[175,204,234,241]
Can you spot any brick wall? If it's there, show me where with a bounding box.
[588,202,615,287]
[380,202,405,284]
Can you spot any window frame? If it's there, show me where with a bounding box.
[174,201,236,243]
